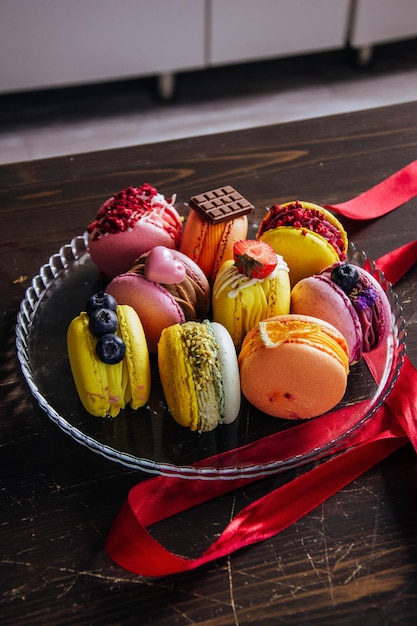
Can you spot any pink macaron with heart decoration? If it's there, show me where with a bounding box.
[87,183,183,279]
[106,247,210,351]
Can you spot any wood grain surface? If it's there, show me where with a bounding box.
[1,101,417,625]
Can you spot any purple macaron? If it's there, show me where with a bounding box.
[290,262,391,364]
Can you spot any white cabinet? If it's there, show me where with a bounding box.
[350,0,417,47]
[1,1,417,96]
[209,0,352,65]
[0,0,205,93]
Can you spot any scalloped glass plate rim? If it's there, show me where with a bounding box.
[15,233,406,480]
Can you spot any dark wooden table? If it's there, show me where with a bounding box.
[1,102,417,625]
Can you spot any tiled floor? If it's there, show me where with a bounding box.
[1,38,417,165]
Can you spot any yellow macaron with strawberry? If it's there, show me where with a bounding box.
[212,239,291,350]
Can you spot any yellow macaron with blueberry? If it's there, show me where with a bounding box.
[67,292,151,417]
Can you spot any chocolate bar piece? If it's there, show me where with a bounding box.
[189,186,254,224]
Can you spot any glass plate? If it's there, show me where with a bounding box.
[16,233,406,479]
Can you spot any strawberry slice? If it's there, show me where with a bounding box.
[233,240,277,279]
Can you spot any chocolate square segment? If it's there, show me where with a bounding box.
[189,186,254,224]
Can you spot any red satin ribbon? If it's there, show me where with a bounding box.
[375,239,417,285]
[106,161,417,577]
[326,159,417,219]
[106,402,408,577]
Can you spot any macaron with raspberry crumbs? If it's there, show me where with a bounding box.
[257,200,348,287]
[87,183,183,278]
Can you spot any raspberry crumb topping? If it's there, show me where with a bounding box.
[259,201,346,259]
[87,184,177,241]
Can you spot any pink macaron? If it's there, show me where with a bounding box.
[106,247,210,352]
[87,183,183,278]
[290,262,391,363]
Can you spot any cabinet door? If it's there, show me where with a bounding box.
[350,0,417,47]
[0,0,205,93]
[209,0,351,65]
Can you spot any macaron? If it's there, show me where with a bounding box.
[158,320,241,432]
[67,292,151,417]
[212,239,291,350]
[291,261,392,363]
[180,185,253,284]
[238,314,349,420]
[106,247,210,352]
[87,183,183,278]
[257,200,348,286]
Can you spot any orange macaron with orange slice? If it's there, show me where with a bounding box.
[238,314,349,420]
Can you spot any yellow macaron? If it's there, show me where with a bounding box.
[67,296,150,417]
[158,319,241,432]
[212,239,291,350]
[257,200,348,286]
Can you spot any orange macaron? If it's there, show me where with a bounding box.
[238,314,349,420]
[180,185,253,284]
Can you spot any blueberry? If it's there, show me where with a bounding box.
[96,333,126,364]
[330,263,358,295]
[89,307,118,336]
[86,291,117,315]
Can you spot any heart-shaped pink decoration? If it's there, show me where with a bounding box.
[144,246,186,284]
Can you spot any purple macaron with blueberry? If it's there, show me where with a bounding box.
[290,261,392,364]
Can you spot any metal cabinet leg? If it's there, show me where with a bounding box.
[156,72,176,100]
[354,45,374,67]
